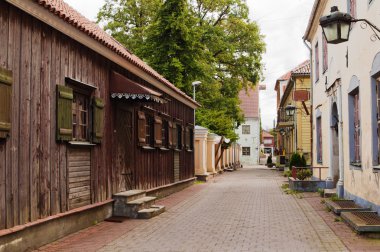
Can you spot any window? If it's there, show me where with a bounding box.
[56,83,104,143]
[242,125,250,134]
[315,42,319,82]
[176,124,182,149]
[349,88,361,165]
[145,115,155,147]
[316,116,322,163]
[161,120,169,148]
[185,125,194,151]
[348,0,357,19]
[72,92,89,141]
[264,139,272,145]
[242,147,250,156]
[322,35,328,72]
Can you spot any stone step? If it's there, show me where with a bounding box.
[138,205,166,219]
[113,190,146,203]
[341,211,380,233]
[125,196,157,218]
[325,199,371,215]
[324,188,337,198]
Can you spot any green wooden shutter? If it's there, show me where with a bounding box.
[56,85,73,141]
[154,116,162,147]
[181,125,185,150]
[168,121,173,147]
[0,67,12,139]
[137,111,146,146]
[92,97,105,144]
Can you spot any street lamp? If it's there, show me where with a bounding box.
[192,81,201,100]
[320,6,380,44]
[285,104,296,117]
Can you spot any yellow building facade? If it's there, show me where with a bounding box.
[275,61,311,164]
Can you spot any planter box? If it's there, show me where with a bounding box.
[288,177,326,192]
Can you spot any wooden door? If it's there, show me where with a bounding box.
[115,106,134,191]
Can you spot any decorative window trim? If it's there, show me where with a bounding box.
[242,147,250,156]
[111,93,165,104]
[242,125,250,135]
[348,77,361,166]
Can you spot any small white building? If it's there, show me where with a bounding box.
[236,87,261,166]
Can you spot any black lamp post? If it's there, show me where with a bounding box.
[320,6,380,44]
[285,104,296,117]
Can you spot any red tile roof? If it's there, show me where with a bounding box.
[262,131,274,138]
[291,60,310,75]
[35,0,195,104]
[274,60,310,90]
[239,87,259,118]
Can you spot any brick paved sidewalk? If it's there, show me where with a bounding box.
[305,194,380,251]
[37,167,351,252]
[36,181,209,252]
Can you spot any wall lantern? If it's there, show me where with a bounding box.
[285,104,296,117]
[320,6,380,44]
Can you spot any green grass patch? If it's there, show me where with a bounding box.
[194,180,205,185]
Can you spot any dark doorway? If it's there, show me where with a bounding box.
[114,105,135,191]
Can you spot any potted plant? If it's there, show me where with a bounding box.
[266,155,274,168]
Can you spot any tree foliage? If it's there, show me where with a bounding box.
[97,0,265,140]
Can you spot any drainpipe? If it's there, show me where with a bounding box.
[303,39,313,166]
[337,83,344,198]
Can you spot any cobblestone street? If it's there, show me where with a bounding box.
[38,166,353,252]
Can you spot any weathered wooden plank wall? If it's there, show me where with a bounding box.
[0,2,194,230]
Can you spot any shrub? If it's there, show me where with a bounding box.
[283,170,292,177]
[296,169,312,180]
[266,155,272,164]
[317,188,325,197]
[289,152,307,170]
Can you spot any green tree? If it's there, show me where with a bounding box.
[97,0,265,141]
[141,0,209,93]
[97,0,162,56]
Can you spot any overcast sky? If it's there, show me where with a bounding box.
[64,0,314,130]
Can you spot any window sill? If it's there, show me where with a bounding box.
[186,149,193,152]
[160,147,170,151]
[350,162,362,170]
[142,146,155,150]
[174,149,182,152]
[68,141,96,146]
[373,165,380,172]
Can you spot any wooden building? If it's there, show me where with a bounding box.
[0,0,198,245]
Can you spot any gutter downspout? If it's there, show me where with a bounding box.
[337,82,344,198]
[303,39,313,167]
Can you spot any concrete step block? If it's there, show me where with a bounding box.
[125,196,157,218]
[138,205,165,219]
[324,188,337,198]
[113,190,146,203]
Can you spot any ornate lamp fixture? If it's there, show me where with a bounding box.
[320,6,380,44]
[285,104,296,117]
